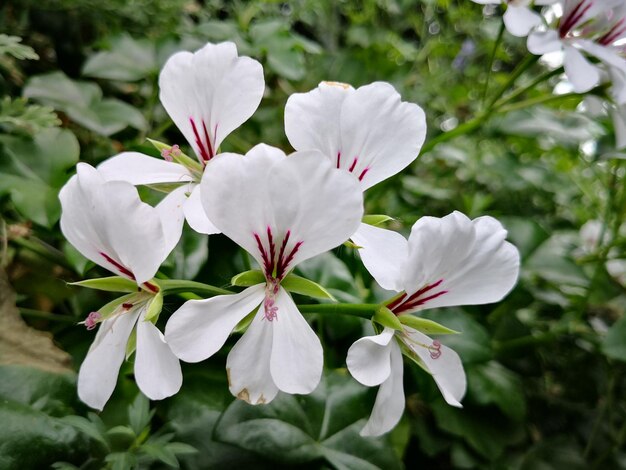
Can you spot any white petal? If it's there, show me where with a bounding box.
[134,313,182,401]
[612,106,626,149]
[563,46,601,93]
[399,211,520,311]
[165,284,265,363]
[576,39,626,74]
[403,327,466,407]
[286,82,426,190]
[360,341,405,437]
[183,184,220,235]
[98,152,193,185]
[59,163,167,284]
[201,145,363,276]
[346,327,395,387]
[527,29,562,55]
[77,308,141,410]
[226,308,279,405]
[284,81,353,164]
[351,223,407,292]
[159,42,264,163]
[503,6,542,38]
[270,287,323,394]
[156,186,187,255]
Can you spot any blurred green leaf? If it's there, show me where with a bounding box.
[70,276,138,293]
[163,230,209,280]
[23,72,146,135]
[83,34,158,81]
[0,34,38,60]
[602,315,626,361]
[468,361,526,421]
[0,97,60,135]
[297,252,363,303]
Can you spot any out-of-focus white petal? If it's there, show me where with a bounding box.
[398,212,519,311]
[183,184,220,235]
[134,313,182,401]
[403,327,466,407]
[351,223,407,292]
[226,308,279,405]
[77,307,141,410]
[612,105,626,149]
[165,284,265,363]
[269,287,323,394]
[201,145,363,276]
[563,45,601,93]
[159,42,264,163]
[98,152,193,185]
[346,327,395,387]
[59,163,167,284]
[527,29,562,55]
[576,39,626,74]
[360,341,405,437]
[503,6,543,37]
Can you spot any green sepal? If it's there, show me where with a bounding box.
[125,329,137,360]
[158,279,231,296]
[231,270,265,287]
[233,306,260,334]
[143,290,163,323]
[146,138,203,173]
[70,276,138,293]
[282,274,336,301]
[373,306,403,331]
[398,315,460,335]
[98,293,138,320]
[362,214,394,227]
[398,341,429,373]
[344,240,363,249]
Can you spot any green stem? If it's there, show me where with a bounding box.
[11,236,73,271]
[298,303,378,319]
[19,308,76,323]
[485,54,539,111]
[159,279,232,297]
[494,66,564,108]
[481,22,506,108]
[495,92,582,113]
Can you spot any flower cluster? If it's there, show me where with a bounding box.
[59,41,520,436]
[473,0,626,147]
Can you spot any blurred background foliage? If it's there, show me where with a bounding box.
[0,0,625,469]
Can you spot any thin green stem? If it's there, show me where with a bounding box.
[19,308,76,323]
[11,236,73,270]
[485,54,540,111]
[481,22,506,108]
[159,279,232,297]
[496,92,582,114]
[298,303,378,319]
[494,66,564,108]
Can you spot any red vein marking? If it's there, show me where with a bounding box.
[100,252,135,280]
[189,118,215,163]
[253,227,303,280]
[143,282,160,293]
[358,167,370,181]
[348,157,358,172]
[560,0,592,37]
[390,279,448,314]
[336,152,342,169]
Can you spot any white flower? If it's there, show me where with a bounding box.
[165,144,364,404]
[347,212,520,436]
[98,41,265,243]
[59,163,182,410]
[472,0,558,38]
[528,0,626,93]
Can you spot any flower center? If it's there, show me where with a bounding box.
[336,152,370,181]
[263,279,280,321]
[387,279,448,314]
[559,0,594,38]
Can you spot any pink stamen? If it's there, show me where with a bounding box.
[100,252,135,280]
[161,144,181,162]
[429,340,442,360]
[85,311,101,330]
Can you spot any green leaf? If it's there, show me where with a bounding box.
[373,306,403,330]
[468,361,526,421]
[82,34,157,81]
[281,273,336,300]
[128,393,152,436]
[125,329,137,360]
[61,415,108,449]
[105,452,137,470]
[144,290,163,322]
[362,214,395,227]
[602,315,626,361]
[164,230,209,280]
[297,252,363,303]
[69,276,138,293]
[142,443,180,467]
[0,97,60,135]
[23,72,146,136]
[106,425,136,442]
[231,270,265,287]
[214,371,402,469]
[398,315,460,335]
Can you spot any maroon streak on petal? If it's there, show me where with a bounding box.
[390,279,448,314]
[358,167,370,181]
[560,0,592,37]
[99,252,135,280]
[267,226,276,272]
[277,240,303,279]
[253,227,304,281]
[336,151,342,169]
[348,157,358,173]
[254,232,273,278]
[143,282,160,293]
[189,118,215,163]
[599,18,626,45]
